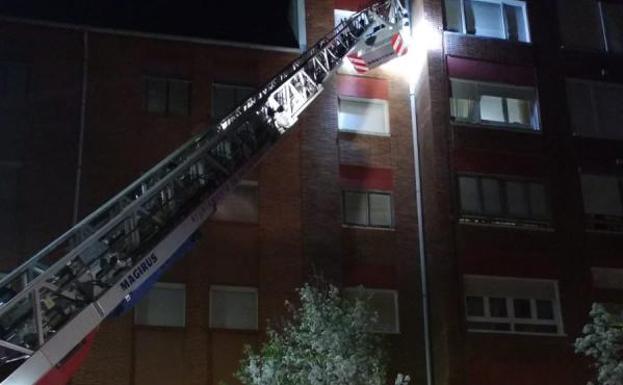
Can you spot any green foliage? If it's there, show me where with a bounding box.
[236,284,409,385]
[575,303,623,385]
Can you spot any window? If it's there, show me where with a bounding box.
[566,80,623,140]
[212,83,255,121]
[592,267,623,290]
[344,288,399,334]
[450,78,539,130]
[458,175,549,226]
[338,97,390,135]
[343,191,393,228]
[145,77,191,116]
[580,174,623,232]
[209,286,258,330]
[558,1,623,53]
[211,181,259,223]
[134,283,186,327]
[445,0,530,42]
[463,275,563,335]
[0,63,29,106]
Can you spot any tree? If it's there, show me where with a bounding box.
[235,284,410,385]
[575,303,623,385]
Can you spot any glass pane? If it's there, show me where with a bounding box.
[445,0,464,32]
[135,284,186,327]
[566,80,596,136]
[369,291,398,333]
[528,183,548,219]
[594,83,623,140]
[466,296,485,317]
[506,181,529,218]
[506,98,532,127]
[503,4,528,42]
[212,183,259,223]
[603,3,623,54]
[481,178,502,215]
[489,297,508,317]
[536,299,554,320]
[338,99,388,134]
[146,78,167,113]
[557,0,604,51]
[581,175,623,216]
[168,80,190,116]
[479,95,505,123]
[344,191,369,225]
[369,193,392,227]
[513,298,532,319]
[450,80,478,123]
[459,176,482,214]
[464,0,504,38]
[210,288,257,330]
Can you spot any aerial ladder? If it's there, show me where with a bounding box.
[0,1,410,384]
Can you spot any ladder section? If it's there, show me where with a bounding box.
[0,1,408,384]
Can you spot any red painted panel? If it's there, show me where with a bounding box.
[36,331,97,385]
[339,165,394,190]
[344,263,396,288]
[454,149,546,177]
[335,0,370,11]
[447,56,536,86]
[336,75,389,100]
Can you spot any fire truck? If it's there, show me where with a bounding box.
[0,1,410,383]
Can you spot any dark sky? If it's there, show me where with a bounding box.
[0,0,299,47]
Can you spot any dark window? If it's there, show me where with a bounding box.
[343,191,393,228]
[145,77,191,116]
[458,175,550,226]
[0,63,29,106]
[513,298,531,318]
[489,297,508,317]
[536,300,554,320]
[466,296,485,317]
[212,83,255,121]
[566,80,623,140]
[581,174,623,232]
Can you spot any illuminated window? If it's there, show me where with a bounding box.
[338,97,390,135]
[212,83,255,121]
[444,0,530,42]
[458,175,549,226]
[344,288,400,334]
[566,79,623,140]
[209,286,258,330]
[343,191,393,228]
[211,181,259,223]
[450,78,539,130]
[463,275,563,335]
[580,174,623,232]
[134,283,186,327]
[145,77,190,116]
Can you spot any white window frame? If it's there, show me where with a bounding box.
[450,78,540,131]
[209,285,259,331]
[342,190,394,229]
[463,275,565,336]
[337,96,391,136]
[448,0,531,42]
[344,287,400,334]
[134,282,186,328]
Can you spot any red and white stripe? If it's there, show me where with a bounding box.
[391,33,408,56]
[347,53,370,74]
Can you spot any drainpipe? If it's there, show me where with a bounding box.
[407,2,434,383]
[72,30,88,224]
[410,80,434,385]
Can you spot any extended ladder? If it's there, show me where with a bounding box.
[0,1,408,384]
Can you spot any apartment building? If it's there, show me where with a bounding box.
[0,0,621,385]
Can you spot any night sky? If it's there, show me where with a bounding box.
[0,0,299,47]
